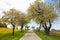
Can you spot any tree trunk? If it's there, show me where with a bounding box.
[41,19,51,36]
[12,24,15,36]
[21,24,23,32]
[39,23,41,31]
[45,19,51,36]
[48,19,52,30]
[42,22,50,36]
[45,29,50,36]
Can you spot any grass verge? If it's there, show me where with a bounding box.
[34,30,60,40]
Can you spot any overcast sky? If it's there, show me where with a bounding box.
[0,0,60,30]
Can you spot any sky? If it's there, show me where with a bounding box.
[0,0,60,30]
[0,0,35,17]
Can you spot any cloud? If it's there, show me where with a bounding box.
[41,0,45,2]
[0,8,3,10]
[0,0,44,18]
[0,0,36,18]
[0,0,44,12]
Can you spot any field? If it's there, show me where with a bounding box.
[0,28,27,40]
[34,30,60,40]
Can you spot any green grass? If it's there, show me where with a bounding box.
[34,30,60,40]
[0,28,27,40]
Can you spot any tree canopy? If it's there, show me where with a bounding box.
[28,0,58,36]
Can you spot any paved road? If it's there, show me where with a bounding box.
[20,30,42,40]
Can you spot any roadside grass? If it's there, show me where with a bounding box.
[0,28,27,40]
[34,30,60,40]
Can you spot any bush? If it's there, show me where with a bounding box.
[0,22,7,28]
